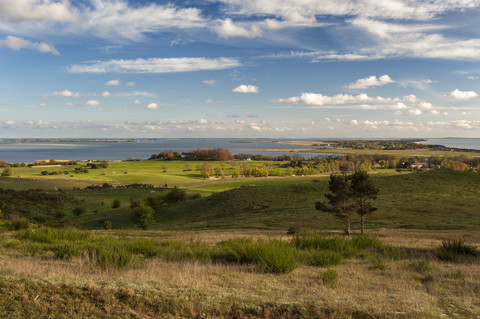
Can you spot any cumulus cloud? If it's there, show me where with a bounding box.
[0,0,78,22]
[450,89,478,100]
[408,109,422,116]
[68,57,241,74]
[39,102,47,107]
[346,75,394,89]
[126,81,135,86]
[212,18,262,38]
[233,84,259,93]
[104,79,120,86]
[51,90,81,98]
[146,103,158,110]
[133,99,142,104]
[274,92,370,105]
[86,100,100,106]
[0,36,59,55]
[101,91,111,98]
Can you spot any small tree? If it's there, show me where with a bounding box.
[315,174,356,236]
[132,203,155,230]
[351,170,378,234]
[1,166,13,176]
[111,199,121,208]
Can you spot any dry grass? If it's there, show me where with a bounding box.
[0,229,479,318]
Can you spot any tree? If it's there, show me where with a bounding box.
[1,166,13,176]
[315,174,356,236]
[351,170,378,234]
[132,203,155,230]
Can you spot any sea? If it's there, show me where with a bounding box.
[0,138,478,163]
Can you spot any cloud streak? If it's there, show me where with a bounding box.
[68,57,241,74]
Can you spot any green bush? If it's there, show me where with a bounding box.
[215,238,257,264]
[52,243,82,259]
[72,207,86,216]
[111,199,121,208]
[8,218,30,231]
[103,220,112,229]
[90,247,134,270]
[255,240,297,274]
[301,250,342,267]
[435,239,478,262]
[410,259,431,273]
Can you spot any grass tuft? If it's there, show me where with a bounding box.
[435,239,478,262]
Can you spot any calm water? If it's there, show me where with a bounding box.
[1,138,478,163]
[0,139,337,163]
[421,138,480,150]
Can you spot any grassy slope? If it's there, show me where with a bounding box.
[81,170,480,231]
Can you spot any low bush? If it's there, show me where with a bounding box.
[301,249,342,267]
[254,240,297,274]
[435,239,478,262]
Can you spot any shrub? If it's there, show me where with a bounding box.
[255,240,297,274]
[132,204,155,230]
[52,243,82,259]
[9,218,30,231]
[1,166,13,176]
[321,269,338,287]
[435,239,478,262]
[72,207,86,216]
[103,220,112,230]
[302,250,342,267]
[90,247,134,270]
[163,186,187,203]
[111,199,121,208]
[215,238,257,264]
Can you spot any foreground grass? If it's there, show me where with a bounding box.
[0,228,478,318]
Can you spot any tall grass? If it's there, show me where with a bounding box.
[8,227,386,274]
[16,227,90,243]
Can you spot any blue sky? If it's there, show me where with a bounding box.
[1,0,480,138]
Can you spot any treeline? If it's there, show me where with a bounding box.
[150,148,232,161]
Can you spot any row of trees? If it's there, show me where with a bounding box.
[316,171,378,235]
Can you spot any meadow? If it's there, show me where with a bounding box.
[0,157,479,318]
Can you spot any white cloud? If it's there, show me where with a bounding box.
[126,81,135,86]
[51,90,81,98]
[101,91,111,98]
[419,102,433,109]
[212,18,262,38]
[0,0,78,22]
[65,102,74,106]
[133,99,142,104]
[450,89,478,100]
[274,92,369,105]
[347,75,394,89]
[39,102,47,107]
[202,79,215,85]
[68,57,241,74]
[233,84,259,93]
[104,79,120,86]
[86,100,100,106]
[146,103,158,110]
[5,120,16,126]
[408,109,422,116]
[0,36,59,55]
[431,110,440,115]
[197,118,208,124]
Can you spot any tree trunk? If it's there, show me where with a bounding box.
[360,215,365,235]
[345,218,351,236]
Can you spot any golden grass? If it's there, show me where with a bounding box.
[0,229,479,318]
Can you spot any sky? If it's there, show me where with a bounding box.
[1,0,480,138]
